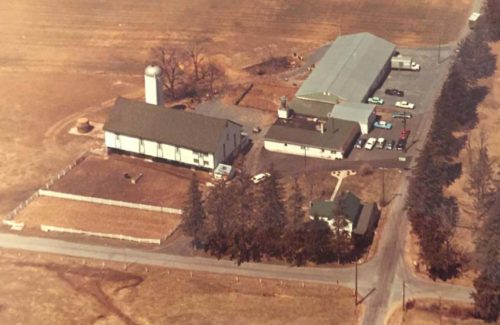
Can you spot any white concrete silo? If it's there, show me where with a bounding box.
[144,65,164,106]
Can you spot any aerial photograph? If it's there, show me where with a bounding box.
[0,0,499,324]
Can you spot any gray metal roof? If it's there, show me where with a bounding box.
[289,98,334,119]
[265,118,360,152]
[104,97,239,154]
[329,102,376,123]
[296,32,395,103]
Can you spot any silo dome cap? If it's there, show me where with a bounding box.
[145,65,162,76]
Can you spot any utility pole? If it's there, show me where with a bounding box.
[402,281,406,312]
[381,168,386,206]
[354,261,358,305]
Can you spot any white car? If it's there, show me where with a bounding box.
[251,172,270,184]
[376,137,386,149]
[368,96,384,105]
[395,101,415,110]
[364,137,377,150]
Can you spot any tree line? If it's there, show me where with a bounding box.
[407,1,499,321]
[181,166,370,266]
[149,38,226,101]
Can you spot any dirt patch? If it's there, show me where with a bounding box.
[14,196,181,241]
[0,249,358,324]
[340,168,404,204]
[387,299,488,325]
[50,154,211,208]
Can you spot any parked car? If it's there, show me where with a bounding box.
[374,120,393,129]
[392,112,413,119]
[251,172,270,184]
[386,140,395,150]
[355,138,366,149]
[395,101,415,110]
[368,96,384,105]
[364,137,377,150]
[252,126,262,133]
[385,88,404,97]
[376,137,386,149]
[396,138,407,151]
[400,128,411,140]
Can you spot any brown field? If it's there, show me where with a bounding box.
[50,154,210,208]
[387,299,491,325]
[0,0,473,216]
[0,249,358,325]
[14,196,181,241]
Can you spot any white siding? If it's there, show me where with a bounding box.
[104,131,216,169]
[214,122,242,166]
[264,140,344,160]
[310,216,353,234]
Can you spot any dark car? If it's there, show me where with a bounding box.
[385,88,404,97]
[355,138,366,149]
[396,138,407,151]
[386,140,395,150]
[392,112,412,119]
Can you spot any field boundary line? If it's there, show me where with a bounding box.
[40,224,162,244]
[38,189,182,215]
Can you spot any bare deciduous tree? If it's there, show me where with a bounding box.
[206,61,225,97]
[150,47,184,99]
[187,38,208,82]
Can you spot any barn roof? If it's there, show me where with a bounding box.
[296,32,395,103]
[104,97,239,154]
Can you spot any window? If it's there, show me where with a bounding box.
[204,161,209,166]
[233,134,236,147]
[321,148,325,152]
[226,133,229,141]
[301,146,305,150]
[194,158,199,163]
[284,143,288,147]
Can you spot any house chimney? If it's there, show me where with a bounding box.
[278,95,290,119]
[280,96,287,109]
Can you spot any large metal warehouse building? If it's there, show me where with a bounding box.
[294,32,395,107]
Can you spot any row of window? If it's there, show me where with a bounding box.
[282,143,336,154]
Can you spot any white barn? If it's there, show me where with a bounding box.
[104,97,242,170]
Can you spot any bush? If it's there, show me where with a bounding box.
[358,163,374,176]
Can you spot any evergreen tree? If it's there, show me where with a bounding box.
[330,204,353,264]
[472,199,500,322]
[303,216,333,264]
[254,164,286,258]
[467,130,494,213]
[180,174,206,248]
[283,180,307,265]
[226,170,260,264]
[203,180,231,258]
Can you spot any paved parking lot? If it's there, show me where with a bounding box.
[348,46,455,163]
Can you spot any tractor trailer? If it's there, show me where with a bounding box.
[391,56,420,71]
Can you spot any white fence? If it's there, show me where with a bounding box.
[38,189,182,215]
[40,224,162,244]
